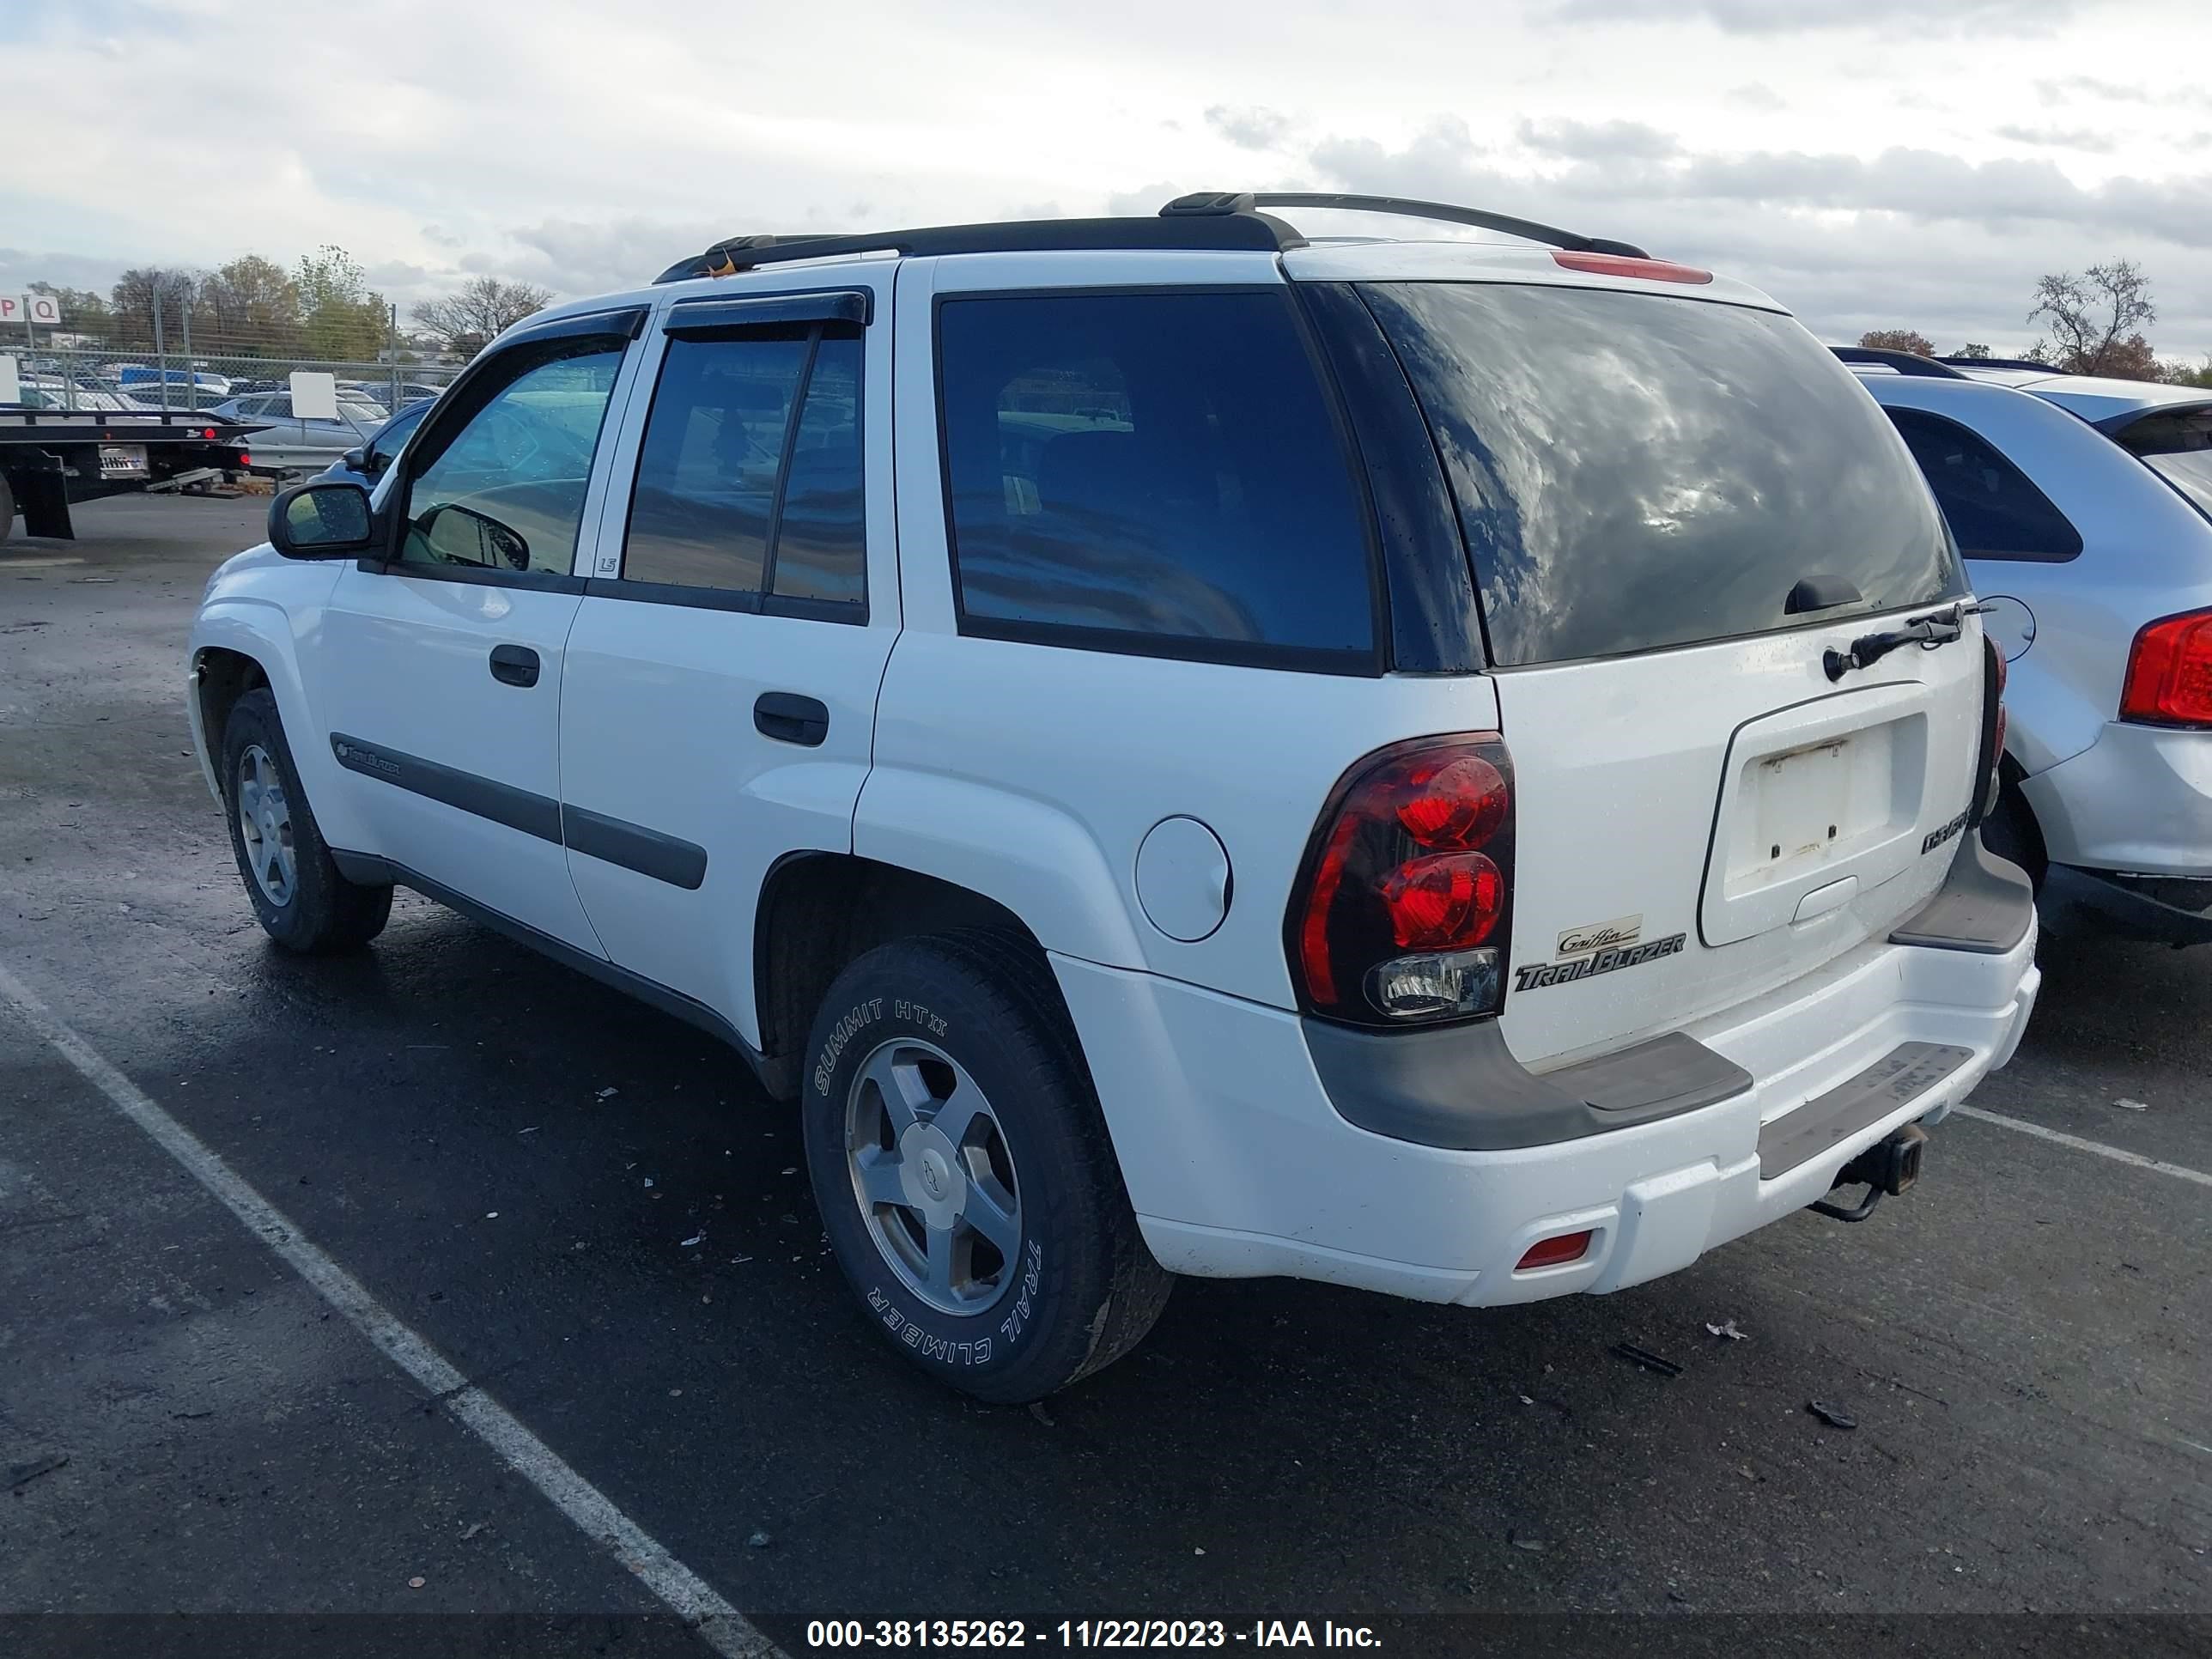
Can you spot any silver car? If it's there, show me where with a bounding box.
[1846,349,2212,945]
[207,391,391,473]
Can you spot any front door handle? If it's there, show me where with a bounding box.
[754,692,829,746]
[489,644,540,688]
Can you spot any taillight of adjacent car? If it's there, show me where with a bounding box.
[2119,608,2212,728]
[1287,734,1515,1026]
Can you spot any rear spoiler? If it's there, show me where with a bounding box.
[2093,398,2212,441]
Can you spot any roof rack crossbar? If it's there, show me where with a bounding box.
[1829,346,1967,380]
[1163,191,1650,260]
[653,213,1299,285]
[1935,356,2068,374]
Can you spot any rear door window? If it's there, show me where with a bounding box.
[936,289,1376,669]
[1885,409,2084,561]
[1363,283,1962,665]
[619,325,867,612]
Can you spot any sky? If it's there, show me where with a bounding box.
[4,0,2211,359]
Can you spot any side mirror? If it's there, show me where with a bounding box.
[339,447,368,472]
[269,481,374,558]
[419,501,530,571]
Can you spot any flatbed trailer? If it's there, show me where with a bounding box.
[1,408,255,540]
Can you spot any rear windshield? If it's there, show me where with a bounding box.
[2115,406,2212,523]
[1363,283,1962,666]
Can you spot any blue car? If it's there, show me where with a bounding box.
[316,398,435,489]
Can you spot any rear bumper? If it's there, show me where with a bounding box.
[1060,902,2038,1308]
[2021,720,2212,877]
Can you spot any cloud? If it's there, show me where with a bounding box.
[1546,0,2081,34]
[2037,74,2212,108]
[1205,105,1293,151]
[1993,124,2117,152]
[1301,118,2212,359]
[1724,82,1788,112]
[1517,117,1680,161]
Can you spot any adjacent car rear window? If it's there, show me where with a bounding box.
[2114,405,2212,525]
[1883,408,2084,562]
[936,290,1376,668]
[1363,283,1962,666]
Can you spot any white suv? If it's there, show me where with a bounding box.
[187,193,2040,1401]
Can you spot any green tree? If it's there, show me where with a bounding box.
[1952,342,1994,360]
[27,283,117,347]
[295,245,390,361]
[196,255,302,356]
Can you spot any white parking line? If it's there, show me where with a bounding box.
[1955,1104,2212,1190]
[0,962,781,1659]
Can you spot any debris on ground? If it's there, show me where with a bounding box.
[1807,1401,1858,1431]
[2113,1098,2150,1112]
[6,1454,68,1491]
[407,1577,426,1589]
[1028,1401,1054,1428]
[1509,1530,1549,1553]
[680,1233,705,1248]
[1612,1342,1683,1378]
[1705,1320,1749,1341]
[642,1178,654,1189]
[518,1126,540,1136]
[460,1522,488,1540]
[483,1212,498,1220]
[747,1531,771,1550]
[596,1086,619,1099]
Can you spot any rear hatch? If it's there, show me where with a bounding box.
[1359,276,1981,1066]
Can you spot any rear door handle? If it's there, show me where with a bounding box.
[489,644,540,688]
[754,692,829,746]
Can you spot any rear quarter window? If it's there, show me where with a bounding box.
[1363,283,1962,665]
[936,289,1377,670]
[1884,408,2083,562]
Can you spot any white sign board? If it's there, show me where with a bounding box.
[289,370,340,422]
[0,355,18,406]
[0,295,62,327]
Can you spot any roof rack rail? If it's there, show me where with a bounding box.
[1936,355,2068,374]
[1161,191,1651,259]
[653,211,1303,285]
[1829,346,1967,380]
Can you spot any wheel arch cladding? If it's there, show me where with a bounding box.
[753,854,1049,1080]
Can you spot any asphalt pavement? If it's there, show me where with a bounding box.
[2,496,2207,1655]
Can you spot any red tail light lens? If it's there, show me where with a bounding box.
[2120,610,2212,727]
[1290,734,1516,1026]
[1552,250,1713,285]
[1516,1231,1594,1271]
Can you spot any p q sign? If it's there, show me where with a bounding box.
[0,295,65,326]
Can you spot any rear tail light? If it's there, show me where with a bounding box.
[1968,635,2008,827]
[1288,734,1516,1026]
[2119,609,2212,727]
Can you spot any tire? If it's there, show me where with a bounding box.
[800,930,1172,1402]
[220,687,392,953]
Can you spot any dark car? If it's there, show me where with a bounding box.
[314,397,436,489]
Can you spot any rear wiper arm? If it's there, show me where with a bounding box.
[1823,603,1975,682]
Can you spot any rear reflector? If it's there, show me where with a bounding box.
[1553,250,1713,285]
[2120,609,2212,727]
[1516,1231,1594,1271]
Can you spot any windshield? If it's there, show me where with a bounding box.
[1362,282,1962,665]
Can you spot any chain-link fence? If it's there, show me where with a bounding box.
[12,345,464,419]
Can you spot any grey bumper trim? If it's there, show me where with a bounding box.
[1304,1019,1751,1152]
[1758,1041,1970,1178]
[1888,837,2035,956]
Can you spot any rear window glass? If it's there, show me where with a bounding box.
[1363,283,1962,666]
[2117,406,2212,523]
[1886,409,2084,562]
[937,290,1376,667]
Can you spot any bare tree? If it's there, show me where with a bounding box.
[2028,260,2158,376]
[1858,328,1937,357]
[413,277,554,351]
